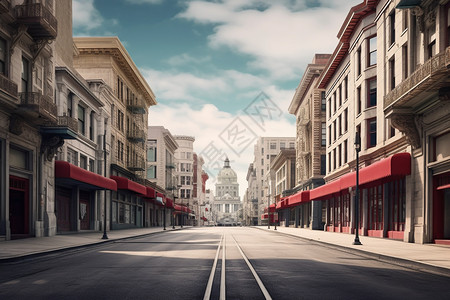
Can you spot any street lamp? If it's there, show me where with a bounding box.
[163,196,166,230]
[102,131,108,240]
[353,132,362,245]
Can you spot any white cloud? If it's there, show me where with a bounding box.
[165,53,212,66]
[125,0,164,4]
[73,0,103,31]
[178,0,360,80]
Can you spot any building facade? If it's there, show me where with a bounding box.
[213,158,241,225]
[73,36,157,230]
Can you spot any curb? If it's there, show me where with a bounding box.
[253,227,450,278]
[0,227,186,264]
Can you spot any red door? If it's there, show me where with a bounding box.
[56,187,72,232]
[79,191,90,230]
[9,175,29,236]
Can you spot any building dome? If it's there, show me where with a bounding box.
[217,158,237,183]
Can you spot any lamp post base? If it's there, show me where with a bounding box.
[102,233,108,240]
[353,238,362,245]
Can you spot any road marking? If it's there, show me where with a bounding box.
[203,234,223,300]
[220,235,226,300]
[232,235,272,300]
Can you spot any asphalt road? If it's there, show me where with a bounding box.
[0,227,448,300]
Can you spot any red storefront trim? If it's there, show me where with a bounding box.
[145,187,156,199]
[55,161,117,191]
[110,176,146,194]
[287,191,310,207]
[310,153,411,201]
[165,197,174,209]
[437,183,450,190]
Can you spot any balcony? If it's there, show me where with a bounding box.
[166,162,176,169]
[127,157,145,171]
[40,115,78,139]
[126,98,146,114]
[15,3,57,40]
[126,128,145,143]
[18,92,57,125]
[0,73,19,108]
[384,46,450,110]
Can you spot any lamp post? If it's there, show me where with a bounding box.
[163,196,166,230]
[353,132,362,245]
[102,131,108,240]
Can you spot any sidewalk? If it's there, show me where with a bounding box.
[255,226,450,277]
[0,226,184,262]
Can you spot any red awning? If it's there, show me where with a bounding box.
[287,191,310,207]
[205,207,208,211]
[261,213,268,220]
[110,176,146,195]
[165,197,174,208]
[55,161,117,191]
[145,187,156,198]
[174,204,182,211]
[310,153,411,201]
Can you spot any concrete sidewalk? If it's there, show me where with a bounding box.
[0,226,184,262]
[255,226,450,277]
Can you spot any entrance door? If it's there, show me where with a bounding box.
[433,173,450,242]
[9,175,29,236]
[79,191,90,230]
[56,187,72,232]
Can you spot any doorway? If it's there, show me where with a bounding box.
[9,175,29,237]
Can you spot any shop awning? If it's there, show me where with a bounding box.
[55,161,117,191]
[165,197,174,208]
[110,176,146,195]
[261,213,268,220]
[287,191,310,207]
[310,153,411,201]
[145,187,156,198]
[174,204,182,211]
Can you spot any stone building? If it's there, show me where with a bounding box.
[213,158,241,225]
[73,36,157,230]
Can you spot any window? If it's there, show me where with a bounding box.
[333,148,336,170]
[147,166,156,179]
[89,111,95,140]
[344,76,348,100]
[333,120,336,142]
[320,155,326,175]
[328,99,331,118]
[261,169,264,175]
[0,37,6,75]
[118,141,124,162]
[147,140,156,162]
[321,122,326,146]
[402,9,409,31]
[367,78,377,107]
[427,26,436,59]
[367,118,377,148]
[344,109,348,132]
[402,44,408,80]
[67,94,73,117]
[357,86,361,114]
[356,46,362,76]
[328,152,331,172]
[368,184,384,231]
[338,114,342,137]
[89,159,95,172]
[10,146,30,170]
[343,140,348,164]
[289,142,295,149]
[321,91,326,111]
[328,125,332,145]
[389,11,396,46]
[78,105,85,135]
[333,91,337,113]
[280,142,285,149]
[181,175,191,185]
[338,144,342,167]
[368,36,377,66]
[270,142,276,150]
[338,85,342,107]
[67,148,78,166]
[389,57,395,91]
[21,56,30,93]
[80,155,87,170]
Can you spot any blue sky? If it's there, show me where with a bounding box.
[73,0,361,192]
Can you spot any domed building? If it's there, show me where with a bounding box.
[213,158,242,226]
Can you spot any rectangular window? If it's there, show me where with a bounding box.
[357,86,361,114]
[328,99,331,118]
[67,94,73,117]
[78,105,85,135]
[367,78,377,107]
[402,9,409,31]
[343,140,348,164]
[21,56,30,93]
[328,125,332,145]
[147,166,156,179]
[320,155,326,175]
[338,85,342,107]
[270,142,276,150]
[368,184,384,231]
[333,148,336,170]
[344,109,348,132]
[356,46,362,76]
[80,155,87,170]
[338,114,342,137]
[338,144,342,167]
[321,122,326,146]
[67,148,78,166]
[402,44,408,80]
[89,111,94,140]
[333,120,336,142]
[147,140,156,162]
[328,152,331,172]
[280,142,285,149]
[389,57,395,91]
[89,159,95,172]
[289,142,295,149]
[368,36,377,66]
[367,118,377,148]
[321,91,326,111]
[389,11,396,46]
[0,37,6,75]
[427,26,436,59]
[333,91,337,113]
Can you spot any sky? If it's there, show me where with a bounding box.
[72,0,361,197]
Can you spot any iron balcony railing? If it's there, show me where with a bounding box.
[56,115,78,133]
[384,46,450,109]
[19,92,57,124]
[15,3,57,39]
[0,73,18,99]
[126,97,146,114]
[127,128,145,143]
[0,0,11,14]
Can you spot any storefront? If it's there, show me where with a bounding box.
[310,153,411,240]
[110,176,145,230]
[55,161,117,233]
